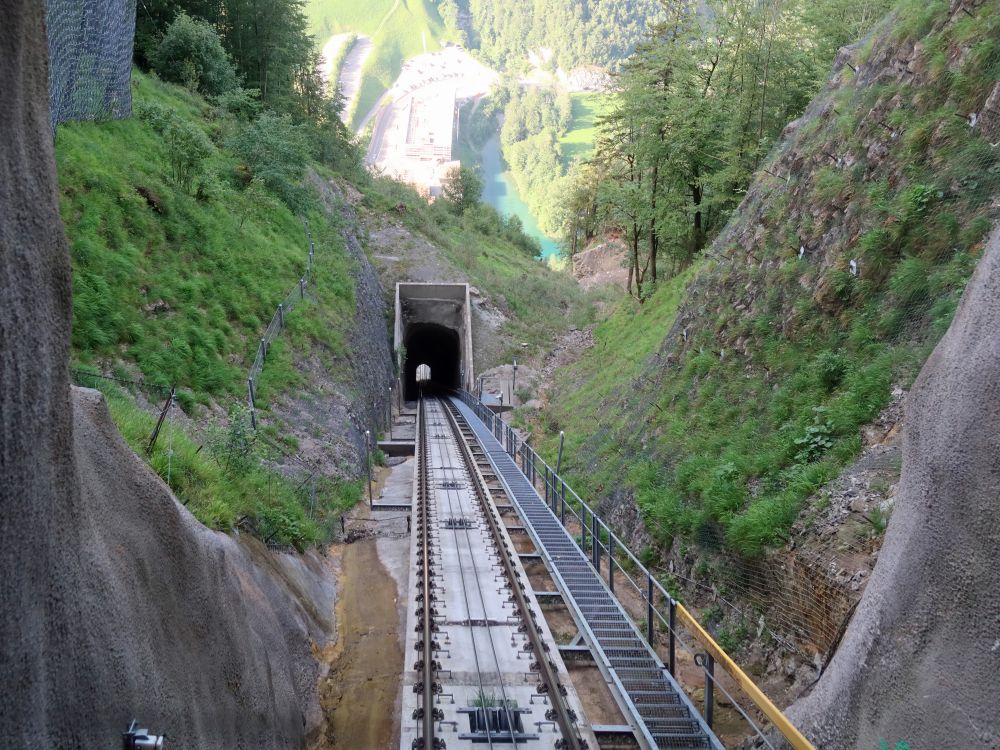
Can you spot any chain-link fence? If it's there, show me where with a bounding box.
[45,0,136,131]
[246,220,316,428]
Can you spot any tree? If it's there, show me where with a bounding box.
[562,0,889,298]
[441,166,484,213]
[151,12,236,96]
[227,112,311,210]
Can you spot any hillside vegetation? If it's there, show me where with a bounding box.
[60,62,588,548]
[59,70,365,546]
[306,0,454,128]
[534,0,1000,558]
[461,0,663,70]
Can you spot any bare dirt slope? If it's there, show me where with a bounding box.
[787,225,1000,748]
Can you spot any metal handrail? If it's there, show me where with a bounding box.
[456,388,816,750]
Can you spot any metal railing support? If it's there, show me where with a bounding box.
[647,575,655,646]
[669,599,677,676]
[592,514,600,569]
[608,536,615,593]
[696,653,715,729]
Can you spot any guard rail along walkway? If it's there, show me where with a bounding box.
[450,390,816,750]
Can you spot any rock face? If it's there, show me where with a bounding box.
[1,2,78,743]
[1,7,335,747]
[279,172,396,479]
[60,388,336,748]
[787,226,1000,749]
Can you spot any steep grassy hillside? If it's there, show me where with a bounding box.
[306,0,453,127]
[57,72,367,546]
[59,73,354,405]
[535,0,1000,558]
[59,70,590,547]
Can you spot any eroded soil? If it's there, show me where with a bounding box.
[314,536,403,750]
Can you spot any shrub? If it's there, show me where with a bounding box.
[793,407,835,463]
[814,351,847,391]
[441,165,484,214]
[137,102,214,193]
[214,86,262,120]
[151,13,237,96]
[228,112,311,210]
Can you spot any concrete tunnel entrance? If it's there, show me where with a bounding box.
[395,283,474,401]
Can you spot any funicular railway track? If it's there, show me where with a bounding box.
[410,395,585,750]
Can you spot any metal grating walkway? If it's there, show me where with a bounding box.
[450,397,722,750]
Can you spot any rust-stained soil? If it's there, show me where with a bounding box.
[314,537,403,750]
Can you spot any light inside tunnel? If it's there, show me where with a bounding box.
[403,323,460,399]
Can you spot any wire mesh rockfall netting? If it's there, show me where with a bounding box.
[45,0,136,130]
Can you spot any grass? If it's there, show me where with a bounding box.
[57,71,354,405]
[58,71,365,545]
[559,93,608,168]
[304,0,455,128]
[358,174,597,363]
[80,374,361,549]
[532,1,999,558]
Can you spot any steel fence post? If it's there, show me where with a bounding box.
[608,536,615,593]
[705,654,715,728]
[669,599,677,676]
[647,574,655,645]
[592,514,600,569]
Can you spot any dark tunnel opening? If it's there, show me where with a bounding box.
[403,323,461,400]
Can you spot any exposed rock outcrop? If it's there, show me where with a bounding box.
[786,225,1000,748]
[1,8,336,746]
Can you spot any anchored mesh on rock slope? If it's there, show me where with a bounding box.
[45,0,136,129]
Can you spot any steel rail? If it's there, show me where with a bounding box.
[426,399,501,749]
[416,398,436,750]
[455,389,816,750]
[442,398,584,750]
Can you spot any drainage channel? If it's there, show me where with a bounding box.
[401,397,595,750]
[447,397,722,750]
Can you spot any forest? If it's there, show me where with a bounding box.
[559,0,894,295]
[437,0,663,70]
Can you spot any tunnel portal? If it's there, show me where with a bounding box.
[395,283,474,401]
[404,323,460,398]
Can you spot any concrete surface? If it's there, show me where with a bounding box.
[399,400,595,749]
[787,224,1000,748]
[1,3,78,745]
[395,282,475,397]
[373,455,415,510]
[3,387,338,748]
